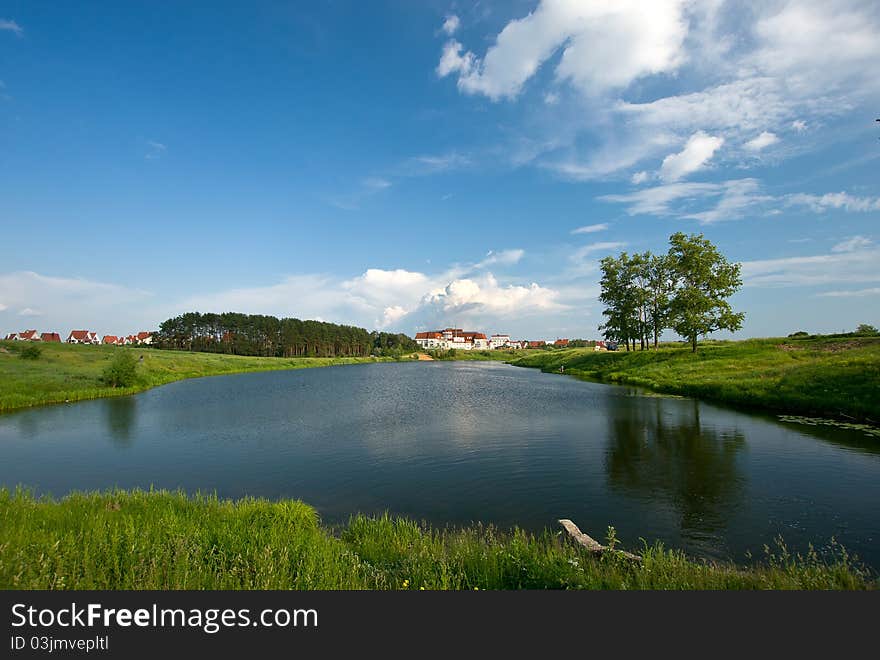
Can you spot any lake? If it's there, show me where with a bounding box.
[1,361,878,567]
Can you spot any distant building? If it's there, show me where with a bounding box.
[135,332,153,345]
[67,330,99,344]
[414,328,489,350]
[40,332,61,343]
[102,335,119,345]
[554,338,569,347]
[489,334,511,349]
[527,340,546,349]
[15,330,41,341]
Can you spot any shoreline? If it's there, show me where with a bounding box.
[0,341,414,414]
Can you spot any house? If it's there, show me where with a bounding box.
[414,328,489,350]
[135,332,153,345]
[102,335,119,345]
[489,334,511,349]
[554,338,569,347]
[40,332,61,343]
[67,330,100,345]
[527,340,546,349]
[16,330,41,341]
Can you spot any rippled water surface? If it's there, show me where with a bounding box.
[1,361,877,566]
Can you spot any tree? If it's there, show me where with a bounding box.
[102,351,138,387]
[666,232,745,352]
[598,254,639,350]
[646,253,675,349]
[855,323,879,336]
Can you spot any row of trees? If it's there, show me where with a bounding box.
[154,312,419,358]
[599,233,745,352]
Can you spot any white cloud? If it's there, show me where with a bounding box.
[477,249,525,267]
[362,177,392,190]
[683,179,771,224]
[742,247,880,287]
[0,303,6,312]
[744,131,780,151]
[631,171,649,185]
[787,192,880,213]
[0,19,22,36]
[571,223,608,235]
[0,271,154,336]
[437,0,688,100]
[570,242,627,262]
[380,305,408,328]
[441,15,460,36]
[600,180,723,216]
[832,236,873,253]
[817,287,880,298]
[792,120,807,132]
[145,141,167,160]
[659,131,724,181]
[544,92,559,105]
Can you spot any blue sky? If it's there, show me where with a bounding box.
[1,0,878,340]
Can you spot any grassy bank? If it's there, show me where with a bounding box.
[427,348,531,361]
[509,336,880,422]
[0,490,872,590]
[0,341,411,413]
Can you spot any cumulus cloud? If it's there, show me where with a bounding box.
[437,0,688,99]
[659,131,724,181]
[744,131,780,151]
[436,1,880,180]
[631,171,649,185]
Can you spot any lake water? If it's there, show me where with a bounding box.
[1,361,878,567]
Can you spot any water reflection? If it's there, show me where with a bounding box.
[605,397,746,543]
[104,398,136,448]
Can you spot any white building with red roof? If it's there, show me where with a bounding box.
[414,328,489,350]
[67,330,100,344]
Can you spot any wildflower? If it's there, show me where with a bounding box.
[402,579,409,588]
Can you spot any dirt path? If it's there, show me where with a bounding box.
[416,353,434,361]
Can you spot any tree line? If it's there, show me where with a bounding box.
[154,312,419,358]
[599,232,745,352]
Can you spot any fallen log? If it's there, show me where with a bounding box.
[558,519,642,562]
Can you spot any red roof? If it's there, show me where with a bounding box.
[554,339,569,346]
[102,335,119,344]
[19,330,39,340]
[415,331,442,339]
[68,330,91,341]
[528,340,546,348]
[40,332,61,342]
[136,331,152,340]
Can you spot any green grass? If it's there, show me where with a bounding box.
[509,337,880,422]
[0,490,872,590]
[0,340,412,413]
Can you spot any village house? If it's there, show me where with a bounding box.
[414,328,489,351]
[102,335,119,345]
[527,340,546,349]
[489,334,511,349]
[67,330,100,345]
[554,338,569,347]
[40,332,61,342]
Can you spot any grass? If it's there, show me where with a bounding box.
[0,489,872,590]
[509,336,880,422]
[0,340,412,413]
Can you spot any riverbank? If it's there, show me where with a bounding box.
[509,336,880,422]
[1,489,872,589]
[0,341,412,413]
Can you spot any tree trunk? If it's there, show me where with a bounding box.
[691,334,697,352]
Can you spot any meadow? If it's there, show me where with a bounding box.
[509,336,880,422]
[0,489,873,590]
[0,340,409,413]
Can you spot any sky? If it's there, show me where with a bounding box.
[1,0,879,341]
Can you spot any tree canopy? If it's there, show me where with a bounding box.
[154,312,419,358]
[598,233,744,352]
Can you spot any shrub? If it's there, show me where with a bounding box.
[19,345,42,360]
[102,351,138,387]
[788,331,810,338]
[854,324,879,337]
